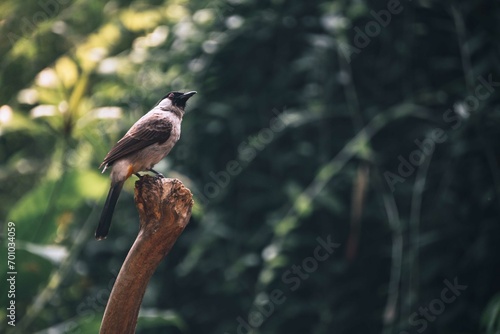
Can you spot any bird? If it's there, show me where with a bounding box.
[95,91,196,240]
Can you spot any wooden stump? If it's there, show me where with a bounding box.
[99,176,193,334]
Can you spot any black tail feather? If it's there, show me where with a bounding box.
[95,181,124,240]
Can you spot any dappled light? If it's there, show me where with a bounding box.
[1,0,500,333]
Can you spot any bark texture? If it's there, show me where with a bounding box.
[100,176,193,334]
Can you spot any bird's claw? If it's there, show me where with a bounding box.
[149,169,165,178]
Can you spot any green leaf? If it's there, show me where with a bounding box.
[137,309,187,331]
[8,169,107,243]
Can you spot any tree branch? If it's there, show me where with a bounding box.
[100,176,193,334]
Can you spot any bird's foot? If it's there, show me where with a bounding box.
[149,169,165,178]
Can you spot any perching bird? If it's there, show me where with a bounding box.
[95,91,196,240]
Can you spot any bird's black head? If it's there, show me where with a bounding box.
[158,91,197,110]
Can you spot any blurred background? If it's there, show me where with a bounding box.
[1,0,500,333]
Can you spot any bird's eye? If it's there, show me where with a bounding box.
[168,93,175,99]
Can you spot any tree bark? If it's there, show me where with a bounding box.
[99,176,193,334]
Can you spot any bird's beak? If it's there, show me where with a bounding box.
[182,91,197,98]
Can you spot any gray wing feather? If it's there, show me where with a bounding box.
[100,116,172,168]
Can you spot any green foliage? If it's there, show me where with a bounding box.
[10,169,107,242]
[1,0,499,333]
